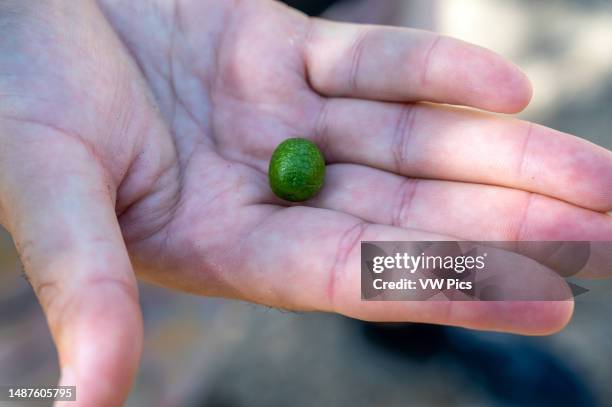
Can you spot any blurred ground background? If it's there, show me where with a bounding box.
[1,0,612,406]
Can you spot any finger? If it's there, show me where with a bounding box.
[309,164,612,279]
[309,164,612,241]
[0,127,142,407]
[232,205,572,335]
[303,20,532,113]
[314,99,612,212]
[508,241,612,280]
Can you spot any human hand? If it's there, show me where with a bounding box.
[1,0,611,405]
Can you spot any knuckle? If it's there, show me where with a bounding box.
[328,221,368,309]
[391,105,417,174]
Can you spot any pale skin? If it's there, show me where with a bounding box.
[0,0,611,405]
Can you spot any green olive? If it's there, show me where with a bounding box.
[268,138,326,202]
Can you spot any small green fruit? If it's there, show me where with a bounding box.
[268,138,326,202]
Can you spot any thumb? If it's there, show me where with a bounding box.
[0,130,142,407]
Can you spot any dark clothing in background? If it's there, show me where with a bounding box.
[280,0,347,16]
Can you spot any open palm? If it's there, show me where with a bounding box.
[1,0,611,405]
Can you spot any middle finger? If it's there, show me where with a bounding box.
[309,163,612,241]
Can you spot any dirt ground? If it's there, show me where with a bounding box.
[1,1,612,406]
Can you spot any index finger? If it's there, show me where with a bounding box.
[303,20,532,113]
[229,206,572,335]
